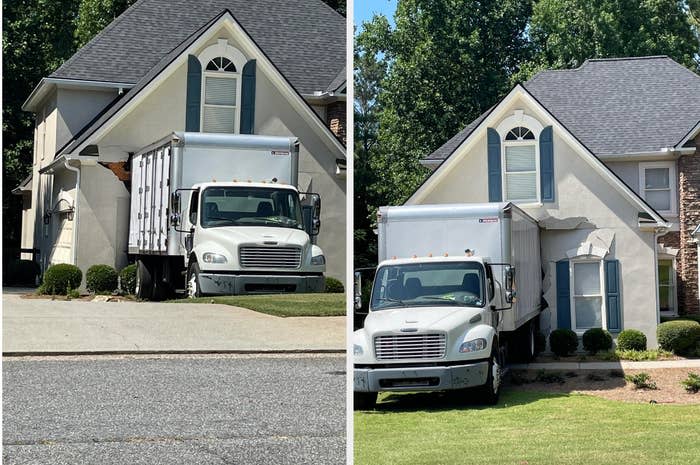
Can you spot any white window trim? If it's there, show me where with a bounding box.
[569,257,607,334]
[639,161,677,215]
[657,254,678,315]
[501,138,540,203]
[198,39,247,134]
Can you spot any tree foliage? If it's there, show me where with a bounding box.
[74,0,137,48]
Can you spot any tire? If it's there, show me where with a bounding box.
[354,392,377,410]
[187,261,203,298]
[135,259,153,300]
[150,263,172,302]
[476,345,502,405]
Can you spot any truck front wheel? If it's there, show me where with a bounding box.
[476,346,502,405]
[354,392,377,410]
[135,259,153,300]
[187,262,203,298]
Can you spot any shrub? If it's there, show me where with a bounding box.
[616,329,647,351]
[40,264,82,295]
[681,372,700,393]
[625,372,657,390]
[549,329,579,357]
[582,328,613,354]
[6,259,41,286]
[534,370,565,384]
[657,320,700,355]
[325,277,344,293]
[119,264,137,294]
[86,264,118,294]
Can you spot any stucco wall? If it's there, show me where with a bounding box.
[417,107,659,346]
[56,88,118,151]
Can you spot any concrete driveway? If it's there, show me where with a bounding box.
[2,288,345,353]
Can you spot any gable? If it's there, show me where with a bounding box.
[407,85,669,227]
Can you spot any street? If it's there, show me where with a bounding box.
[3,354,346,465]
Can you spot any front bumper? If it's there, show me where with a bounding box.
[354,361,489,392]
[198,272,324,295]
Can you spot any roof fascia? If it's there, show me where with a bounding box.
[407,84,669,227]
[676,120,700,149]
[22,78,134,112]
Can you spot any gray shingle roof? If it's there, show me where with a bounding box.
[425,56,700,161]
[51,0,345,96]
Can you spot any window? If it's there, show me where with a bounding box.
[571,260,605,331]
[201,57,239,133]
[658,258,676,313]
[200,187,303,230]
[639,162,676,214]
[503,129,538,202]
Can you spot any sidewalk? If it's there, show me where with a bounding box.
[2,289,346,354]
[510,359,700,370]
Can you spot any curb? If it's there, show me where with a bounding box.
[2,349,346,357]
[510,359,700,370]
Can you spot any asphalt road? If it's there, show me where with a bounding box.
[3,354,346,465]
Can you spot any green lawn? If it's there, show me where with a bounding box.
[355,389,700,465]
[170,293,345,317]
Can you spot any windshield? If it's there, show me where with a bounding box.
[200,186,303,229]
[370,261,486,310]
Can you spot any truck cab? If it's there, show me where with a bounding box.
[181,181,325,296]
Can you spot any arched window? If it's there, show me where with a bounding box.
[198,40,246,133]
[502,126,538,202]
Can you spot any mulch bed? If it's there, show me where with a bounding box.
[509,368,700,404]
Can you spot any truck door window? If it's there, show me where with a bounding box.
[189,190,199,225]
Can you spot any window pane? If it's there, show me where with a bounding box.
[505,145,536,172]
[645,168,669,189]
[575,296,602,329]
[658,261,673,285]
[659,285,672,312]
[645,190,671,211]
[505,172,537,200]
[203,106,235,133]
[205,77,237,106]
[574,262,600,295]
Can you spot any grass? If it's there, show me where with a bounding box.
[594,348,675,361]
[355,389,700,465]
[169,292,345,317]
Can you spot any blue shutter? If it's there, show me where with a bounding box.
[604,260,622,332]
[487,128,502,202]
[556,260,571,329]
[539,126,554,202]
[185,55,202,132]
[240,59,256,134]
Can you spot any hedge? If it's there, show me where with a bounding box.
[119,264,137,294]
[582,328,613,354]
[616,329,647,351]
[86,264,118,294]
[549,329,579,357]
[657,320,700,355]
[325,277,344,293]
[39,264,82,295]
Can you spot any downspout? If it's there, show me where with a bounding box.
[64,160,80,266]
[653,225,670,325]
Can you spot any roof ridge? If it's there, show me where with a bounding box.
[582,55,670,64]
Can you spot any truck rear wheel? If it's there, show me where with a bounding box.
[187,262,203,298]
[135,259,153,300]
[476,346,502,405]
[354,392,377,410]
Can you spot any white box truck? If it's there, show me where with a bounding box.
[353,203,541,408]
[128,132,325,300]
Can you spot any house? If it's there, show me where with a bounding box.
[410,56,700,346]
[15,0,347,284]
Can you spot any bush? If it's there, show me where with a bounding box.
[616,329,647,351]
[549,329,579,357]
[6,259,41,286]
[657,320,700,355]
[582,328,613,354]
[325,276,344,293]
[625,372,657,390]
[681,372,700,393]
[40,264,82,295]
[119,264,137,294]
[85,264,118,294]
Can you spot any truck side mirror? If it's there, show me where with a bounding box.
[505,265,516,303]
[170,192,181,226]
[301,192,321,236]
[354,271,362,310]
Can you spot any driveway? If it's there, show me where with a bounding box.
[2,289,345,353]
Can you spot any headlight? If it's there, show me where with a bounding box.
[311,254,326,265]
[353,344,364,356]
[202,252,227,264]
[459,338,487,353]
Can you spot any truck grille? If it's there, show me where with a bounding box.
[239,246,302,269]
[374,333,447,360]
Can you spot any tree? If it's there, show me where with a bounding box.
[74,0,137,47]
[519,0,699,80]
